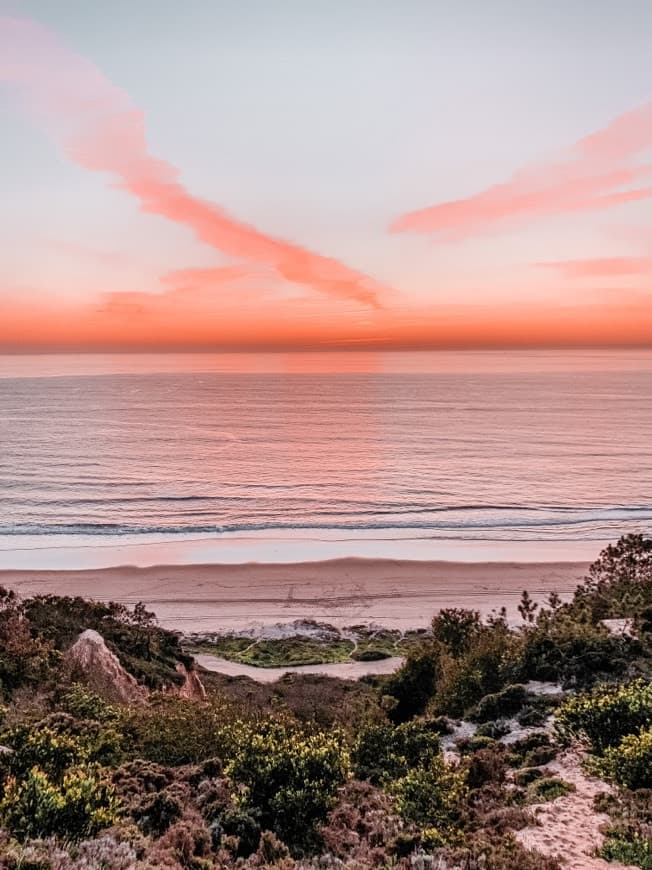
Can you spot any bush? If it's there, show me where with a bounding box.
[530,777,575,802]
[0,765,119,840]
[472,685,529,722]
[476,720,511,739]
[434,621,523,717]
[577,534,652,621]
[222,718,351,851]
[352,719,441,783]
[514,767,544,786]
[3,713,124,781]
[520,614,633,687]
[383,646,438,722]
[120,695,236,766]
[431,609,481,657]
[555,679,652,753]
[391,754,468,831]
[601,832,652,869]
[598,727,652,790]
[465,746,507,789]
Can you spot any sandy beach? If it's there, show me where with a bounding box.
[0,557,590,632]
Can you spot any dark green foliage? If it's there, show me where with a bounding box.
[472,685,529,722]
[513,767,544,786]
[383,645,439,722]
[476,720,510,739]
[221,718,351,852]
[24,595,188,689]
[506,733,557,768]
[432,608,481,657]
[577,533,652,621]
[520,613,635,687]
[0,765,120,841]
[518,591,539,624]
[434,616,523,716]
[215,810,262,857]
[352,718,441,784]
[2,713,124,782]
[458,735,497,755]
[530,777,575,801]
[598,727,652,790]
[555,679,652,753]
[596,789,652,870]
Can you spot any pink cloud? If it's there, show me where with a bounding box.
[391,101,652,239]
[0,16,385,309]
[538,257,652,278]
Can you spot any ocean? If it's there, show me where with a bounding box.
[1,349,651,568]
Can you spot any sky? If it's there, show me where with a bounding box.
[1,0,651,351]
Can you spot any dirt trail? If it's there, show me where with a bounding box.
[194,652,403,682]
[516,750,637,870]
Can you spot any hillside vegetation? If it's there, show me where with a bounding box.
[0,534,649,868]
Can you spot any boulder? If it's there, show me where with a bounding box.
[62,629,147,705]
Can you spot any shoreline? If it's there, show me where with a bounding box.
[0,556,590,633]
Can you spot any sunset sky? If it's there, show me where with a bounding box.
[1,1,651,350]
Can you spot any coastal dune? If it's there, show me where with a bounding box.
[0,557,590,633]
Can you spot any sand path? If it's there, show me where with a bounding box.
[516,750,636,870]
[194,652,403,682]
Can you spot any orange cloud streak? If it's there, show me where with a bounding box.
[392,102,652,238]
[0,16,385,308]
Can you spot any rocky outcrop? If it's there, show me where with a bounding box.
[62,629,147,705]
[175,662,207,701]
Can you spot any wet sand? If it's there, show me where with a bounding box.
[0,557,589,632]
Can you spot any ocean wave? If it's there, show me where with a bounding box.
[1,507,651,538]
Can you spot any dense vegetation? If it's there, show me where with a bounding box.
[0,534,649,868]
[187,625,426,668]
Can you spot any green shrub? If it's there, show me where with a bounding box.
[434,622,523,717]
[222,718,351,851]
[476,719,510,739]
[514,767,544,786]
[431,609,481,657]
[521,615,633,687]
[465,735,498,754]
[601,832,652,869]
[383,645,438,722]
[4,713,124,781]
[59,684,119,723]
[598,728,652,790]
[576,534,652,621]
[0,765,119,840]
[555,679,652,753]
[391,754,468,832]
[352,718,441,783]
[530,777,575,802]
[120,695,236,766]
[472,684,529,722]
